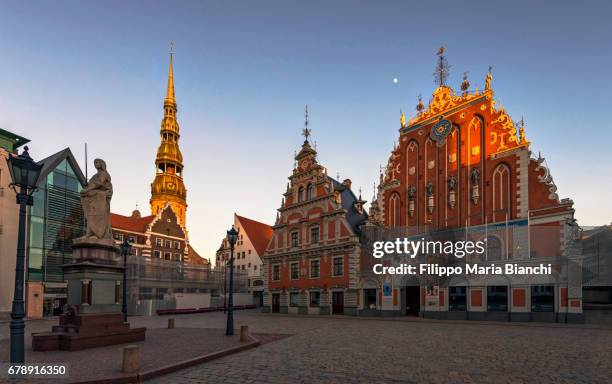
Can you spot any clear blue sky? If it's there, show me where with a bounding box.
[1,0,611,261]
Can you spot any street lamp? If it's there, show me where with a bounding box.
[6,146,42,363]
[226,225,239,336]
[119,239,132,322]
[223,248,227,314]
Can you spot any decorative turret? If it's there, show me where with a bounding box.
[150,45,188,226]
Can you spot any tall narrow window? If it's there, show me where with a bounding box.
[492,164,511,221]
[272,264,280,281]
[307,183,315,200]
[388,192,401,227]
[310,226,319,243]
[310,259,320,278]
[298,186,305,202]
[290,262,299,279]
[291,231,299,247]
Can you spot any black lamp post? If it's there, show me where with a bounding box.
[6,146,42,364]
[119,239,131,322]
[225,225,239,336]
[223,251,227,314]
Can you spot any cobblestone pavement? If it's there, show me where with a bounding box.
[140,311,612,384]
[3,312,611,383]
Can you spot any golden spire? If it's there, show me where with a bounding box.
[151,44,187,226]
[165,42,176,105]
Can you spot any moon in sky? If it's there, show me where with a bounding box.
[393,78,399,83]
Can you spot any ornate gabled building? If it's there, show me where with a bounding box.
[262,108,368,315]
[366,49,582,322]
[150,48,187,227]
[110,204,207,265]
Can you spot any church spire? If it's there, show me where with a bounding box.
[165,43,176,105]
[151,45,188,227]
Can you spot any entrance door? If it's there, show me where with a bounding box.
[332,291,344,314]
[405,286,420,316]
[271,293,280,313]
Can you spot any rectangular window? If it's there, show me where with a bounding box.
[290,292,300,307]
[332,257,343,276]
[272,264,280,281]
[487,286,508,312]
[310,226,319,243]
[531,285,554,312]
[290,262,299,280]
[364,288,377,309]
[310,259,320,278]
[156,238,162,246]
[164,252,171,260]
[174,241,180,249]
[164,240,171,248]
[128,235,136,243]
[291,231,298,247]
[153,250,161,258]
[254,265,257,271]
[309,291,320,307]
[174,253,180,261]
[449,286,467,311]
[114,232,123,241]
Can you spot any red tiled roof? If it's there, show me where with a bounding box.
[110,213,155,233]
[236,214,273,256]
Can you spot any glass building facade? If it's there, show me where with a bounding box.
[26,153,85,317]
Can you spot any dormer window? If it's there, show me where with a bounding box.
[307,183,315,200]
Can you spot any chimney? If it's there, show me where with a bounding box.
[342,179,352,190]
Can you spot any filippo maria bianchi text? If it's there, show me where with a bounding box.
[373,263,553,276]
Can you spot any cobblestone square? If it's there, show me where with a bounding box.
[139,311,612,384]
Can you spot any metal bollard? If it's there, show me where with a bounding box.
[168,318,175,329]
[240,325,249,342]
[122,345,140,373]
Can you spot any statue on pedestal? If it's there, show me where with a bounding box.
[80,159,113,241]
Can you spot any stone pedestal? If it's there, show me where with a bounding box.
[32,238,146,351]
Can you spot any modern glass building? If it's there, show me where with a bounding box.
[26,148,86,317]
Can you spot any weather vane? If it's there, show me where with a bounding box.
[302,104,311,142]
[434,46,451,87]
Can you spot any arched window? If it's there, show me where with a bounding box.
[307,183,315,200]
[298,186,305,202]
[492,164,511,221]
[485,235,503,261]
[388,193,401,227]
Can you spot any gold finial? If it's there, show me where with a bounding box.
[165,42,176,104]
[416,94,424,112]
[400,109,406,127]
[437,46,445,56]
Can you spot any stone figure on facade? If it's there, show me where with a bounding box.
[80,159,113,241]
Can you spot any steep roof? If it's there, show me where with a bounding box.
[110,212,155,233]
[36,147,87,187]
[236,214,273,256]
[187,244,209,265]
